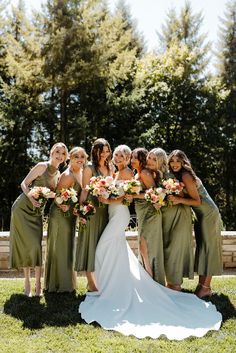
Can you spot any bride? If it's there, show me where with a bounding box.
[79,145,222,340]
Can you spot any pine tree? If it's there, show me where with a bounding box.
[216,0,236,229]
[0,1,44,229]
[158,0,210,74]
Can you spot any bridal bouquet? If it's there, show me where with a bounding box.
[122,179,142,206]
[161,178,185,206]
[28,186,54,215]
[86,176,123,200]
[55,188,78,216]
[144,187,166,212]
[73,201,96,229]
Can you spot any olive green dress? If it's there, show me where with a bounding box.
[10,164,59,269]
[75,163,109,272]
[193,179,222,276]
[161,173,194,285]
[134,180,165,286]
[44,181,81,292]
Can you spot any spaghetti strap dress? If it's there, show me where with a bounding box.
[75,163,109,272]
[161,173,194,285]
[44,180,81,292]
[134,178,165,286]
[10,164,59,269]
[193,179,222,275]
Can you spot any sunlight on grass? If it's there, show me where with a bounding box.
[0,276,235,353]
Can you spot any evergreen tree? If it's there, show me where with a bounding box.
[216,0,236,229]
[0,1,44,229]
[158,0,210,74]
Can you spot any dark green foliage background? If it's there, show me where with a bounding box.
[0,0,235,230]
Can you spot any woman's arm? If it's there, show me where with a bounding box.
[79,166,92,204]
[132,169,156,200]
[21,162,47,207]
[168,173,201,206]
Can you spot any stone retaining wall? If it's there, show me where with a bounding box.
[1,231,236,270]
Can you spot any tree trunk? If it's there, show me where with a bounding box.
[60,89,67,143]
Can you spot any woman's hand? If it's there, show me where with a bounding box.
[168,195,182,205]
[153,203,162,210]
[98,196,110,204]
[124,194,133,203]
[27,195,41,208]
[46,191,56,199]
[58,204,70,212]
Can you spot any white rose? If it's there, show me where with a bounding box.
[72,196,78,203]
[55,197,63,204]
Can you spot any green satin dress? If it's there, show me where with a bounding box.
[44,181,81,292]
[75,163,109,272]
[161,174,194,285]
[134,179,165,286]
[193,179,222,276]
[10,164,59,269]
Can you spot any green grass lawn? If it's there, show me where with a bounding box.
[0,276,235,353]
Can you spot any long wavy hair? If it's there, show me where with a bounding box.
[148,148,168,179]
[50,142,69,167]
[131,148,148,170]
[91,138,112,172]
[168,150,197,181]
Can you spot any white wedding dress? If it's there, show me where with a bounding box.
[79,204,222,340]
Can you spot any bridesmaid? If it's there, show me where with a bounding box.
[10,142,67,296]
[153,148,195,291]
[75,138,113,291]
[168,150,222,298]
[44,147,87,293]
[129,148,165,286]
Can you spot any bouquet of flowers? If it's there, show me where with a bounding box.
[73,201,96,229]
[55,188,78,216]
[144,187,166,212]
[122,179,142,206]
[28,186,54,215]
[86,176,123,202]
[161,178,185,206]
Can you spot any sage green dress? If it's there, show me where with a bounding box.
[161,174,194,285]
[44,181,81,292]
[10,164,59,269]
[193,179,222,275]
[134,180,165,286]
[75,163,109,272]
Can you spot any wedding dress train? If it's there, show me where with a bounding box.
[79,204,222,340]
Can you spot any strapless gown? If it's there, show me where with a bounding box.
[79,204,222,340]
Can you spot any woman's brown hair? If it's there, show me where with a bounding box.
[168,150,197,181]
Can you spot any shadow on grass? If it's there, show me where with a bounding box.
[182,289,236,321]
[3,291,235,330]
[3,291,86,329]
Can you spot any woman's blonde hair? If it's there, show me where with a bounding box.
[148,148,168,176]
[50,142,69,162]
[113,145,131,166]
[69,146,88,165]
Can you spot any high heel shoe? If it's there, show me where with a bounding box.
[166,283,182,291]
[195,283,212,299]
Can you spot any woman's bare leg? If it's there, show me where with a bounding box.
[35,266,42,296]
[86,272,98,291]
[195,275,212,298]
[139,236,153,278]
[23,267,32,297]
